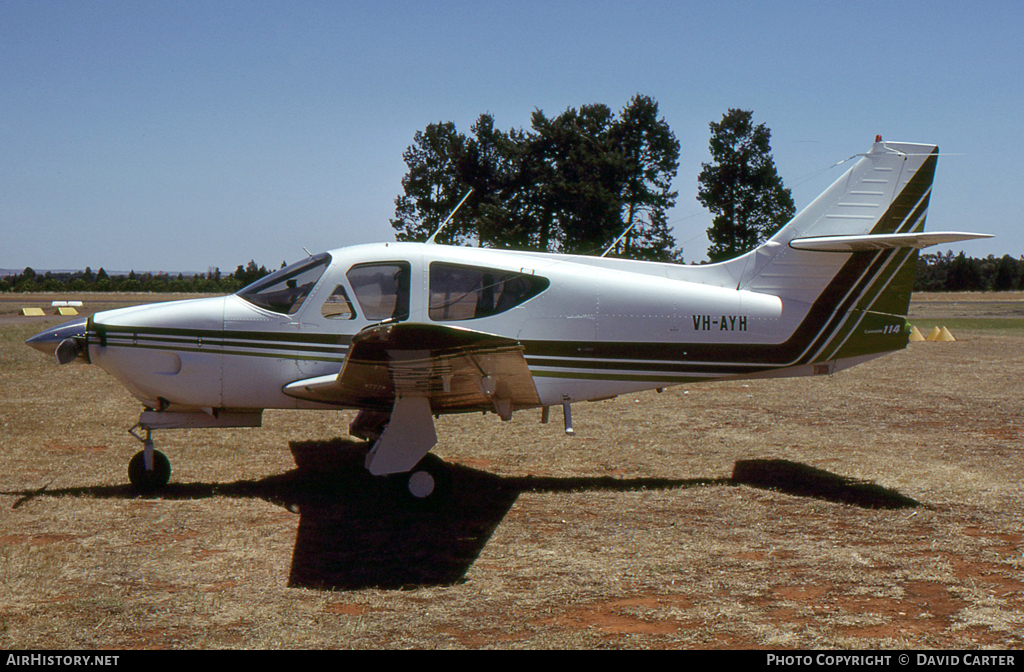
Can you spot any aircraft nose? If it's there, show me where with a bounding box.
[25,317,90,364]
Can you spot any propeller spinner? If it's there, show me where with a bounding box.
[25,317,90,365]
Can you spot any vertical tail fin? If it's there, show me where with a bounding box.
[714,138,982,367]
[734,138,939,303]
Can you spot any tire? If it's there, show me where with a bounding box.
[128,449,172,493]
[389,453,451,508]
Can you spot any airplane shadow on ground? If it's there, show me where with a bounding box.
[6,440,919,591]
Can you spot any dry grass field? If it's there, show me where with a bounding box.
[1,292,1022,649]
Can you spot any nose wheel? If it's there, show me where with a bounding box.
[127,426,172,492]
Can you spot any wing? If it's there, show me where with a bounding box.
[282,322,541,419]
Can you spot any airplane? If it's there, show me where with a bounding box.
[26,137,989,500]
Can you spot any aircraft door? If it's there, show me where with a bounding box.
[293,259,418,381]
[345,261,414,323]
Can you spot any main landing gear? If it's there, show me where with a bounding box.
[351,402,451,507]
[127,425,171,493]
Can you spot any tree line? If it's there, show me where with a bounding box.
[0,261,273,294]
[915,252,1024,292]
[391,103,796,264]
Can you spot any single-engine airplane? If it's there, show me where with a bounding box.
[27,137,989,499]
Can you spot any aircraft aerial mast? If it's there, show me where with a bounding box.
[426,188,474,245]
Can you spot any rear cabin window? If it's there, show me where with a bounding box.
[346,262,411,322]
[237,253,330,315]
[429,262,549,321]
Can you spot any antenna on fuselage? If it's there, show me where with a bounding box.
[600,220,639,258]
[426,188,473,245]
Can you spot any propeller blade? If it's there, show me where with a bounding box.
[55,338,84,365]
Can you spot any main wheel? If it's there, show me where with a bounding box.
[389,453,451,508]
[128,449,172,492]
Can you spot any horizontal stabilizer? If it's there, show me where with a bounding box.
[789,231,992,253]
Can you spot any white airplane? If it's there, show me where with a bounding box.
[27,137,989,499]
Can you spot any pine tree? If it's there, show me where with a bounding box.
[698,109,795,262]
[609,94,681,262]
[391,122,468,244]
[527,104,624,255]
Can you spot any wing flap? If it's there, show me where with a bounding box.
[282,322,540,416]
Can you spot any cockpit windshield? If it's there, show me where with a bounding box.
[236,253,330,315]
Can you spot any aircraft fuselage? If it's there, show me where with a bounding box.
[65,242,796,417]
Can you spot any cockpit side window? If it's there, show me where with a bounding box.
[320,285,356,320]
[346,262,411,322]
[237,253,330,315]
[429,262,549,321]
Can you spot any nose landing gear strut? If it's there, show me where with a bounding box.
[127,425,171,492]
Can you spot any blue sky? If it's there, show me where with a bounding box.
[2,0,1021,272]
